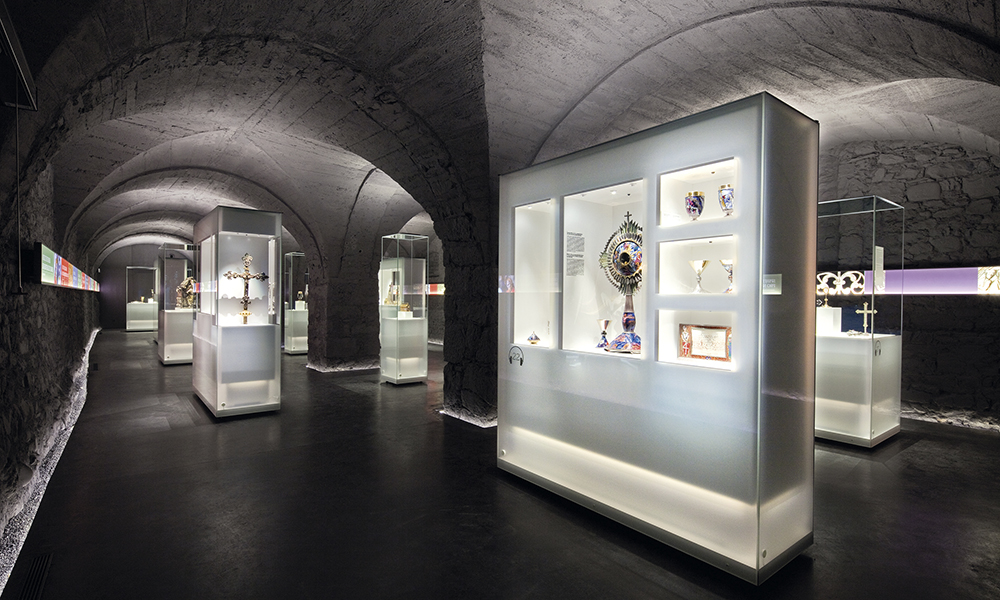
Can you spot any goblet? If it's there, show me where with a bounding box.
[689,260,710,294]
[719,259,734,293]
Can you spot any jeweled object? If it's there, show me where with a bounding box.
[718,184,735,216]
[528,331,540,345]
[689,260,709,294]
[223,253,269,324]
[685,191,705,221]
[606,294,641,354]
[719,259,734,293]
[599,213,643,353]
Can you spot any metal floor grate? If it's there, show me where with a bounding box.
[18,553,51,600]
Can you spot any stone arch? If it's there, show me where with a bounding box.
[484,2,1000,167]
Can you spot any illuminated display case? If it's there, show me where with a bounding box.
[498,94,818,584]
[815,196,904,447]
[283,252,308,354]
[157,243,196,364]
[193,206,282,417]
[125,266,157,331]
[379,234,428,384]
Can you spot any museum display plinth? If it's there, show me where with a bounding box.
[283,251,308,354]
[815,196,904,447]
[193,206,282,417]
[157,243,196,364]
[498,93,818,585]
[379,234,428,385]
[126,266,157,331]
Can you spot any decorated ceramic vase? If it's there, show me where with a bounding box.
[597,319,611,349]
[718,184,735,216]
[607,294,641,353]
[685,191,705,220]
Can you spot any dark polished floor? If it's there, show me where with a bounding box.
[4,330,1000,599]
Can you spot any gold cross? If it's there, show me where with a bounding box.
[224,253,268,324]
[855,301,877,334]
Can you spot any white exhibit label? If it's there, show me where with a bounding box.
[874,246,885,292]
[763,274,782,295]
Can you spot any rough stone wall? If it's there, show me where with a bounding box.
[823,140,1000,417]
[0,164,99,533]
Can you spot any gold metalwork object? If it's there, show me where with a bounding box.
[224,253,269,324]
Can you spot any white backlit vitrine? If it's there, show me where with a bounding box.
[157,243,196,364]
[498,93,818,585]
[379,234,428,384]
[193,206,282,417]
[815,196,904,447]
[283,252,308,355]
[126,266,157,331]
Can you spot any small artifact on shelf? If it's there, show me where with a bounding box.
[689,260,710,294]
[297,291,304,301]
[599,212,643,353]
[596,319,611,349]
[399,302,411,312]
[528,331,540,345]
[855,301,877,334]
[223,253,269,324]
[685,191,705,221]
[384,271,400,305]
[679,324,732,362]
[719,259,734,293]
[718,184,735,216]
[175,276,196,308]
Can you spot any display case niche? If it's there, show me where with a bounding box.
[193,206,282,417]
[157,243,196,364]
[815,195,904,447]
[126,266,157,331]
[512,198,557,349]
[283,251,308,355]
[379,233,428,385]
[563,180,646,355]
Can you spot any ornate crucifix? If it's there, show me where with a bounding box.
[855,301,877,334]
[224,253,268,324]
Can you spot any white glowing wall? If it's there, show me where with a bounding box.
[498,93,818,585]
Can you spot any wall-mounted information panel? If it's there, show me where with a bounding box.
[498,93,819,584]
[193,206,282,417]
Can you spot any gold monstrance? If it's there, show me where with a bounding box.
[224,253,269,324]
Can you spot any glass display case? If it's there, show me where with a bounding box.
[157,243,196,364]
[815,196,904,447]
[498,93,818,585]
[125,266,157,331]
[283,252,308,354]
[193,206,282,417]
[379,234,428,384]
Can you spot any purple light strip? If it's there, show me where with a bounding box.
[860,267,982,295]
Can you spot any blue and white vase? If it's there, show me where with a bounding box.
[685,191,705,221]
[719,184,735,217]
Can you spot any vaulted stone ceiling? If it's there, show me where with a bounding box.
[483,1,1000,182]
[4,0,997,270]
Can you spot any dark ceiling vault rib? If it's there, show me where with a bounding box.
[337,166,379,277]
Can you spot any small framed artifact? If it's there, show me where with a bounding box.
[679,324,732,362]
